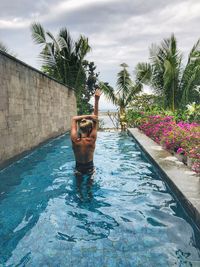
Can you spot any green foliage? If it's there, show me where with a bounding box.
[135,34,200,111]
[126,103,200,128]
[185,103,200,122]
[80,61,99,114]
[31,23,98,114]
[126,110,145,127]
[0,41,17,57]
[127,93,162,111]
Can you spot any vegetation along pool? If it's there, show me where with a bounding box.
[0,131,200,266]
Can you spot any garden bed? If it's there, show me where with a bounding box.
[129,114,200,174]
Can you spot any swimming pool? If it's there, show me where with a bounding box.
[0,131,200,266]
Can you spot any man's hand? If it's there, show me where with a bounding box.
[87,114,98,122]
[95,89,102,99]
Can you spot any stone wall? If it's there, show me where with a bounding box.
[0,51,77,166]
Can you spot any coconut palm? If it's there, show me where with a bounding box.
[31,23,91,113]
[100,63,142,131]
[135,34,200,111]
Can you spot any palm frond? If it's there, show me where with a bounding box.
[59,28,74,55]
[116,64,133,98]
[46,31,60,52]
[181,63,200,105]
[31,22,46,45]
[124,83,142,106]
[188,39,200,63]
[76,35,91,59]
[99,81,118,105]
[57,36,68,51]
[135,62,152,84]
[0,41,17,57]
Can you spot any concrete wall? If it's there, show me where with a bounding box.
[0,51,77,166]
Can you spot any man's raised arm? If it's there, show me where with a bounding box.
[94,89,101,117]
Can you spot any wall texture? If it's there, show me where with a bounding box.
[0,51,77,166]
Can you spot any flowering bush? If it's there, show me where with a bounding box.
[136,114,200,174]
[138,115,175,144]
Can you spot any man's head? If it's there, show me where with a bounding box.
[79,119,93,135]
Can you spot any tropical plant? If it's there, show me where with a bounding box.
[100,63,142,130]
[30,22,96,114]
[127,93,162,111]
[0,41,16,57]
[186,102,200,122]
[135,34,200,111]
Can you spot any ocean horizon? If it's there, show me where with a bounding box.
[99,108,118,112]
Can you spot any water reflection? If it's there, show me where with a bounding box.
[74,172,95,202]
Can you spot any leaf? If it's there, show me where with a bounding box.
[31,22,46,45]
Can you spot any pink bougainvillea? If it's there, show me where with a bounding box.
[138,115,200,174]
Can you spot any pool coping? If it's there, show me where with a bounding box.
[128,128,200,230]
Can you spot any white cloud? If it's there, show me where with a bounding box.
[0,18,28,29]
[160,0,200,23]
[55,0,117,14]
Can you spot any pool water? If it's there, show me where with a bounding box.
[0,131,200,266]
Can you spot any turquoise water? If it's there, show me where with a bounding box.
[0,131,200,266]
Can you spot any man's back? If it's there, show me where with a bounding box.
[72,137,95,163]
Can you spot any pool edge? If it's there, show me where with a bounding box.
[0,131,70,171]
[128,128,200,231]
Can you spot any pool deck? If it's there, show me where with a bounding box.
[128,128,200,229]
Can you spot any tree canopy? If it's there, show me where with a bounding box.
[135,34,200,111]
[31,22,98,114]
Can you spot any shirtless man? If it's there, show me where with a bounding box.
[71,89,101,175]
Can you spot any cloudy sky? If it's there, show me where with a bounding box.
[0,0,200,109]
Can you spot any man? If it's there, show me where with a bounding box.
[71,89,101,175]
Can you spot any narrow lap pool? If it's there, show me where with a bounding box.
[0,131,200,266]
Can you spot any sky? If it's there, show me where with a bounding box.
[0,0,200,110]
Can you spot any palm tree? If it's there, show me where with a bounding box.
[135,34,200,111]
[180,40,200,106]
[100,63,142,131]
[30,23,91,113]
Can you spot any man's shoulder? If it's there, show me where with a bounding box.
[72,137,95,143]
[82,137,96,144]
[73,137,96,145]
[71,137,81,143]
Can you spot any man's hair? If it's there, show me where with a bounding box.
[79,119,93,134]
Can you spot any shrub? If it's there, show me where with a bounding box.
[135,114,200,174]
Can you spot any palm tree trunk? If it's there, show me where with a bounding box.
[119,107,126,131]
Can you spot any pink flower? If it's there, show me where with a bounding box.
[177,148,185,154]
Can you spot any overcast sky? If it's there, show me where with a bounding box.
[0,0,200,110]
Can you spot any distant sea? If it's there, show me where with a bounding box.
[99,108,117,113]
[99,110,118,128]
